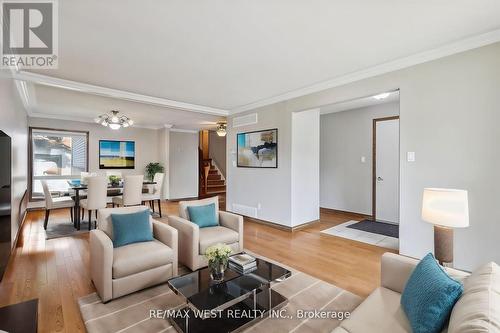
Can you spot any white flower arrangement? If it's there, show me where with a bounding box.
[205,243,232,262]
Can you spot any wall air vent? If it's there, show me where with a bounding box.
[232,113,258,128]
[231,203,258,218]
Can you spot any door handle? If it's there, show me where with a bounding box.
[377,177,383,181]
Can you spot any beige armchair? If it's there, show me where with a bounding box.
[90,206,178,303]
[168,196,243,271]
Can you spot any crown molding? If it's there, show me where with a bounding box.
[231,29,500,114]
[28,111,165,130]
[11,71,230,116]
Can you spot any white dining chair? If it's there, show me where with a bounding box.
[81,171,97,185]
[112,175,144,207]
[141,172,164,217]
[41,180,75,230]
[79,176,107,230]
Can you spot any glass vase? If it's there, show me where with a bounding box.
[209,258,228,282]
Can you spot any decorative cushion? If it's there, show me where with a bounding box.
[97,206,152,239]
[448,262,500,333]
[179,196,219,223]
[401,253,463,333]
[111,209,153,247]
[187,203,218,228]
[112,240,173,279]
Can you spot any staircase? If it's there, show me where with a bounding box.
[199,158,226,203]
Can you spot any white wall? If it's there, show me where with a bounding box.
[320,102,399,215]
[28,117,162,177]
[0,76,28,243]
[169,131,199,199]
[291,109,320,226]
[227,42,500,271]
[227,103,292,226]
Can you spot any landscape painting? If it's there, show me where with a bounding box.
[237,129,278,168]
[99,140,135,169]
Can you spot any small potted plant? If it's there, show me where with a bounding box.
[205,243,232,282]
[108,175,121,187]
[145,162,164,182]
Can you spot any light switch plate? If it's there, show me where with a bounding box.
[407,152,416,162]
[361,156,366,163]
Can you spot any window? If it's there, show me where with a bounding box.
[30,128,89,200]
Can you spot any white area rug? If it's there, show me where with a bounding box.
[78,253,362,332]
[321,220,399,250]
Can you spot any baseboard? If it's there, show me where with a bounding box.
[291,219,321,231]
[167,196,199,202]
[233,212,319,232]
[320,207,372,220]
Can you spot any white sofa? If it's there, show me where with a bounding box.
[90,206,178,302]
[333,253,470,333]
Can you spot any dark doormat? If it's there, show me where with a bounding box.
[45,221,92,240]
[347,219,399,238]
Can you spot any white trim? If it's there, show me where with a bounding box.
[169,128,199,133]
[11,71,229,116]
[230,29,500,114]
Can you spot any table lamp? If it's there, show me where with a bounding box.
[421,188,469,266]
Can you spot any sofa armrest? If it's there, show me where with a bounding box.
[168,215,199,271]
[381,252,470,294]
[219,211,244,251]
[90,229,114,302]
[153,220,178,276]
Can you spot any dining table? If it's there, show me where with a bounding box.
[68,180,156,230]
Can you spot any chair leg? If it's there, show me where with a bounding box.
[82,208,84,220]
[157,199,162,217]
[70,207,74,223]
[151,201,155,213]
[88,210,92,231]
[44,209,50,230]
[95,210,98,220]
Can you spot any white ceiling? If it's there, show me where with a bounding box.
[14,0,500,127]
[321,91,400,115]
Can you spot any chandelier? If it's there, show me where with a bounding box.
[216,121,227,136]
[94,110,134,130]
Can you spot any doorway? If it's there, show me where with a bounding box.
[372,116,400,224]
[318,89,400,250]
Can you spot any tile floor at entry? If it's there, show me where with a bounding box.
[321,220,399,250]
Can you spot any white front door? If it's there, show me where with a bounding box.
[375,118,399,223]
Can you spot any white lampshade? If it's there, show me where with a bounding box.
[421,188,469,228]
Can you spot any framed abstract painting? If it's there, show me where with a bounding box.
[99,140,135,169]
[237,129,278,168]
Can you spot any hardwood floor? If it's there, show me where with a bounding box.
[0,201,396,332]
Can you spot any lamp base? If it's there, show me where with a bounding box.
[434,225,453,266]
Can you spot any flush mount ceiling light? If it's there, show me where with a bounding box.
[373,92,391,100]
[216,121,227,137]
[94,110,133,130]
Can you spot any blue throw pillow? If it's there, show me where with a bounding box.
[111,209,153,248]
[187,203,218,228]
[401,253,463,333]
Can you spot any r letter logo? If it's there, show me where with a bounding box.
[1,0,58,68]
